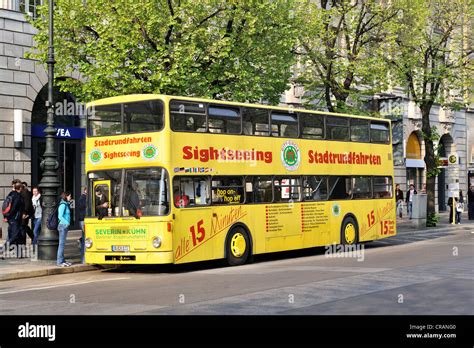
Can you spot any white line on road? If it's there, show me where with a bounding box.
[0,277,130,295]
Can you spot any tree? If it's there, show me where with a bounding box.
[295,0,401,113]
[388,0,473,222]
[29,0,298,104]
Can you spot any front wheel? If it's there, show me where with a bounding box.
[341,216,359,245]
[226,227,251,266]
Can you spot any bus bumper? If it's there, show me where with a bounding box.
[85,251,174,264]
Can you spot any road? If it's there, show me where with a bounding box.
[0,227,472,315]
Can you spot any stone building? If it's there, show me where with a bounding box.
[283,87,470,213]
[0,0,84,234]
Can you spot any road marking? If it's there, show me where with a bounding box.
[0,277,130,295]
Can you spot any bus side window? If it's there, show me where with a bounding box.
[373,176,393,199]
[173,176,209,207]
[208,105,241,134]
[326,116,349,141]
[170,101,207,132]
[300,113,325,139]
[254,176,273,203]
[351,176,372,199]
[328,176,351,200]
[242,107,270,136]
[303,176,328,201]
[271,112,298,137]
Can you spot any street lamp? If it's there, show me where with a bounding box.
[38,0,60,260]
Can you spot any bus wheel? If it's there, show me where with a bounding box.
[341,216,359,245]
[226,227,251,266]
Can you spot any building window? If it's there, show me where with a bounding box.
[20,0,43,19]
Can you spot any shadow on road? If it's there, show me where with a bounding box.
[101,230,455,275]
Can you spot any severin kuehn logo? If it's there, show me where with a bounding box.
[281,140,300,170]
[89,149,102,164]
[142,144,158,160]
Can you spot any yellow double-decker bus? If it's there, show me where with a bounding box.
[84,94,396,265]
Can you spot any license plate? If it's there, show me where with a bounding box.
[111,245,130,252]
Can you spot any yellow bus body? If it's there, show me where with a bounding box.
[85,94,396,265]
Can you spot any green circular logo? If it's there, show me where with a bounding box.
[332,203,341,217]
[142,144,158,160]
[449,155,457,164]
[281,141,300,170]
[89,149,102,164]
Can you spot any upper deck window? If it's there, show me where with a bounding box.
[170,101,207,132]
[87,100,164,137]
[370,122,390,143]
[208,105,241,134]
[271,112,298,137]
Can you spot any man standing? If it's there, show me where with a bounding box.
[20,182,34,242]
[468,185,474,220]
[77,187,87,263]
[395,184,404,218]
[5,182,25,254]
[406,184,417,220]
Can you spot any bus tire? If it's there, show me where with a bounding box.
[225,226,251,266]
[341,216,359,245]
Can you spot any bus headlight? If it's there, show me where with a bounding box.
[152,237,162,248]
[85,238,93,248]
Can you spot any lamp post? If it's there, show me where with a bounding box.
[38,0,60,260]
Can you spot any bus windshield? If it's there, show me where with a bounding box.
[88,167,170,217]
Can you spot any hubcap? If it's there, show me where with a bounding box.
[230,232,246,257]
[344,223,356,244]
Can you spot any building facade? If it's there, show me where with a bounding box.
[0,1,84,235]
[283,86,470,213]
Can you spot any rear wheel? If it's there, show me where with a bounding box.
[341,216,359,245]
[226,227,251,266]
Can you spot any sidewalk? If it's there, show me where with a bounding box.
[0,230,113,281]
[396,210,474,233]
[0,212,472,282]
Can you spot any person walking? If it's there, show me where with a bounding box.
[20,182,34,243]
[448,195,458,224]
[468,185,474,220]
[456,190,464,224]
[395,184,404,218]
[4,182,25,256]
[405,184,417,219]
[57,191,72,267]
[77,187,87,263]
[31,187,42,245]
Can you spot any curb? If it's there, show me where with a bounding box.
[397,224,473,235]
[0,264,117,282]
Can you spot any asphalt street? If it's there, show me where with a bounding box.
[0,227,472,315]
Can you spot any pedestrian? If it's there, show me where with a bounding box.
[468,185,474,220]
[4,182,25,256]
[395,184,404,218]
[456,190,464,224]
[405,184,417,219]
[77,187,87,263]
[57,191,72,267]
[448,195,458,224]
[95,187,108,218]
[31,187,42,245]
[20,181,34,243]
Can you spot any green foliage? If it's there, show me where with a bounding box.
[295,0,401,112]
[387,0,473,109]
[426,212,440,227]
[28,0,299,103]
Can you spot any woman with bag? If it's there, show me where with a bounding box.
[57,191,72,267]
[31,187,42,245]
